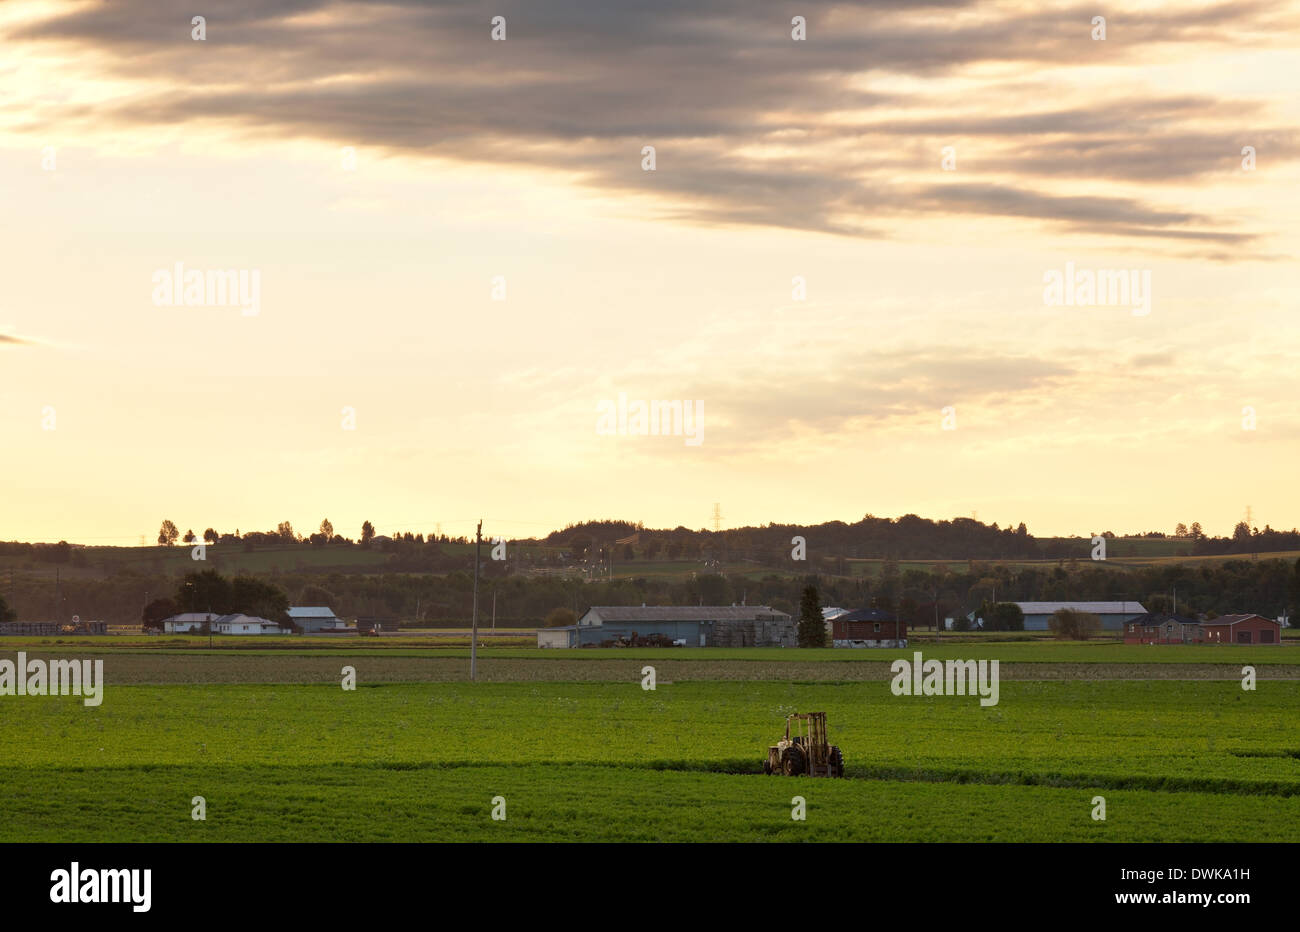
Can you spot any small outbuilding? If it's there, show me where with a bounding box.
[537,626,578,649]
[288,606,346,633]
[831,608,906,648]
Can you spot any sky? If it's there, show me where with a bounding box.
[1,0,1298,545]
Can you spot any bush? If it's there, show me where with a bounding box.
[984,602,1025,631]
[1048,608,1101,640]
[544,607,577,628]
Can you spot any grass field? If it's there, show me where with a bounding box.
[7,638,1296,663]
[2,641,1298,842]
[8,540,1297,590]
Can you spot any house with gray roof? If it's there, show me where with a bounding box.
[162,612,219,634]
[161,612,288,634]
[213,613,287,635]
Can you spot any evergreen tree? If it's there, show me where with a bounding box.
[797,585,825,647]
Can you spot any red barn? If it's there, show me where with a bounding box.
[1198,614,1280,645]
[831,609,907,648]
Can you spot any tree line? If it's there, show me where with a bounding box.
[2,555,1296,628]
[543,515,1300,564]
[4,513,1296,571]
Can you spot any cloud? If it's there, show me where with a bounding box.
[518,346,1078,459]
[9,0,1299,251]
[685,348,1075,436]
[907,183,1255,244]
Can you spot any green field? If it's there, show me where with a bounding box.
[2,642,1298,842]
[10,639,1292,664]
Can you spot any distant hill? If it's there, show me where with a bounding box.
[537,515,1300,563]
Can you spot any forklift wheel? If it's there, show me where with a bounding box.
[828,746,844,778]
[781,746,806,776]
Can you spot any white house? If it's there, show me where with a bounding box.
[161,611,287,634]
[288,606,345,633]
[162,612,218,633]
[213,613,287,635]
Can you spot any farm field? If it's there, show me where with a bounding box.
[6,651,1299,684]
[2,652,1298,842]
[4,763,1296,843]
[5,639,1295,664]
[6,540,1296,589]
[842,549,1300,577]
[605,559,775,580]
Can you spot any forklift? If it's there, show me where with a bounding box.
[762,711,845,777]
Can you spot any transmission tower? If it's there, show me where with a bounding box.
[712,503,722,533]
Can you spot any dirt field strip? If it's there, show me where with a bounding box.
[7,652,1297,684]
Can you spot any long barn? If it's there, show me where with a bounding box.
[538,605,795,648]
[999,601,1148,632]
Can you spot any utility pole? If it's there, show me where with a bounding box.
[491,586,497,633]
[471,519,482,681]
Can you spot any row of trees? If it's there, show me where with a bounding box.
[159,518,352,547]
[4,549,1297,628]
[548,515,1044,562]
[545,516,1300,565]
[154,519,475,553]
